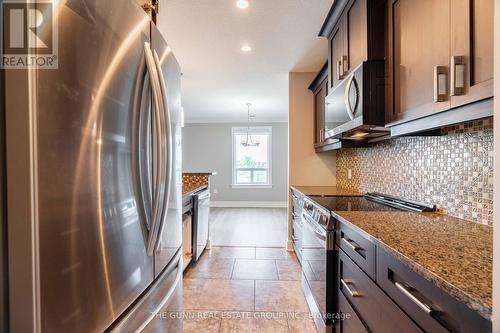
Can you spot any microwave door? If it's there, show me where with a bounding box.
[325,80,352,138]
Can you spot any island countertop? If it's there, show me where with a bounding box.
[183,172,217,176]
[182,184,208,196]
[332,210,493,320]
[182,172,215,197]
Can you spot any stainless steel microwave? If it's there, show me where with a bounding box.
[324,60,388,140]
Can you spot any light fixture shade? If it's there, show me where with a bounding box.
[240,103,260,147]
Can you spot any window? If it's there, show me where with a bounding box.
[232,127,272,187]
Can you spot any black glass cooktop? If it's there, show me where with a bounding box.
[308,195,400,212]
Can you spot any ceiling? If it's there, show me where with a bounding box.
[157,0,333,123]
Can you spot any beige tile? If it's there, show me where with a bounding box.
[276,259,302,280]
[183,279,254,311]
[232,259,278,280]
[205,246,256,259]
[287,313,318,333]
[255,280,309,313]
[256,247,296,260]
[184,257,235,279]
[219,312,288,333]
[182,311,221,333]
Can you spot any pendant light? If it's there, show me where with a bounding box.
[241,103,260,147]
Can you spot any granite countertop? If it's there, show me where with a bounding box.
[183,172,217,176]
[332,211,493,319]
[291,185,361,197]
[182,184,208,196]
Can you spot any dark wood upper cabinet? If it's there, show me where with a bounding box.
[308,63,328,146]
[320,0,385,92]
[388,0,450,123]
[329,25,346,90]
[314,80,328,145]
[346,0,367,72]
[317,0,493,137]
[450,0,494,108]
[387,0,493,127]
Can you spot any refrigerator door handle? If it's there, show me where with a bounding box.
[144,42,167,256]
[136,51,153,238]
[152,49,173,251]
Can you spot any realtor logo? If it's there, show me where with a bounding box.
[1,0,58,69]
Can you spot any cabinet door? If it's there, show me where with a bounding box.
[314,79,327,145]
[329,23,346,90]
[450,0,493,108]
[388,0,450,123]
[346,0,367,72]
[336,291,368,333]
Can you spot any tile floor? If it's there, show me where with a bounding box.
[182,246,318,332]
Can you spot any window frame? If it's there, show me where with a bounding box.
[231,126,273,188]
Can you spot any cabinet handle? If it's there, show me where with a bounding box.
[341,55,348,77]
[341,279,361,297]
[433,66,448,102]
[450,56,466,96]
[337,59,343,80]
[341,237,361,252]
[337,56,348,80]
[395,281,433,314]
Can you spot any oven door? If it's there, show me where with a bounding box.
[301,213,331,330]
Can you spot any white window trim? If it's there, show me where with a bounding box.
[231,126,272,187]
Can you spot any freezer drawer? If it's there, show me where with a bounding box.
[110,250,183,332]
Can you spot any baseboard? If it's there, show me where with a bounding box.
[210,201,288,208]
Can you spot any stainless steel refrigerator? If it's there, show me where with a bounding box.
[2,0,183,332]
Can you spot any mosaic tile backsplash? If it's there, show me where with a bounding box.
[336,118,494,225]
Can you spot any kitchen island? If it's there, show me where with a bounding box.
[181,172,216,271]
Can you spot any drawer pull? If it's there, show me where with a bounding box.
[395,281,432,314]
[341,279,361,298]
[342,237,361,252]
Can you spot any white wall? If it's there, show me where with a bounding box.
[183,122,288,205]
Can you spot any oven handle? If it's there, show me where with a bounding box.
[301,212,327,241]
